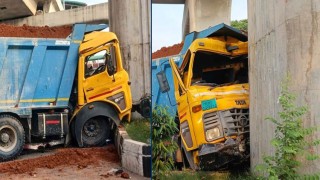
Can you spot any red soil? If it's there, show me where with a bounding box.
[152,42,183,59]
[0,146,118,175]
[0,24,72,38]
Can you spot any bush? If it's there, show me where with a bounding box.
[152,106,178,179]
[256,77,320,179]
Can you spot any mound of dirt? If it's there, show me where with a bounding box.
[152,42,183,59]
[0,24,72,38]
[0,146,118,175]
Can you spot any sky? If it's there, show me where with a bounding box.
[70,0,247,53]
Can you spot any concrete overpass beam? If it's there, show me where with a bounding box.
[182,0,231,37]
[0,0,37,20]
[23,0,37,15]
[2,3,109,27]
[109,0,151,102]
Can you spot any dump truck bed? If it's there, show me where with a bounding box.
[0,24,107,117]
[0,38,77,116]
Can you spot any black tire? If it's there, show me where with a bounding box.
[0,115,25,161]
[113,127,122,157]
[81,117,110,147]
[70,120,77,145]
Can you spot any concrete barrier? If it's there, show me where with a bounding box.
[115,126,151,177]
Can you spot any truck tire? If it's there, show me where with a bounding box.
[81,117,110,147]
[0,115,25,161]
[113,127,122,157]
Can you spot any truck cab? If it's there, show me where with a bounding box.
[159,34,250,170]
[72,30,133,147]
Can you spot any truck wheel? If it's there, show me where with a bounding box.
[0,115,25,161]
[82,117,110,147]
[113,127,122,157]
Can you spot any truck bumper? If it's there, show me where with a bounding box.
[198,138,249,170]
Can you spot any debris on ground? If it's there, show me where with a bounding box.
[121,172,131,179]
[100,173,111,178]
[28,171,37,177]
[0,24,72,38]
[115,169,124,175]
[152,42,183,59]
[103,168,131,179]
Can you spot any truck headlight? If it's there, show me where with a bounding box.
[206,127,221,141]
[107,92,126,110]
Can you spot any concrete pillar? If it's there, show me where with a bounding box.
[109,0,151,102]
[182,0,231,37]
[249,0,320,173]
[42,0,64,13]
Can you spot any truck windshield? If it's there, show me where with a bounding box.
[85,50,109,78]
[191,51,248,87]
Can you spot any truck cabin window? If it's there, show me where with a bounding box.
[85,48,117,78]
[191,51,248,87]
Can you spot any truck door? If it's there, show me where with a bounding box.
[169,59,197,151]
[82,45,124,104]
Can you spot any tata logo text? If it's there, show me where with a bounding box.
[235,100,246,105]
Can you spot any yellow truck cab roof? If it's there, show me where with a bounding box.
[79,31,118,54]
[187,36,248,57]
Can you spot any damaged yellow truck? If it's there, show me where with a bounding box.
[156,24,249,170]
[0,24,149,161]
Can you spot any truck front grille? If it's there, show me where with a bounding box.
[202,109,249,139]
[203,112,220,130]
[220,109,249,136]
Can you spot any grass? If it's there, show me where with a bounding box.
[159,170,229,180]
[159,168,256,180]
[124,118,150,144]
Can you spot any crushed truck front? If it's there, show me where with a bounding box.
[170,36,249,170]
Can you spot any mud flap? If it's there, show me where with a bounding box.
[181,142,198,170]
[74,102,120,147]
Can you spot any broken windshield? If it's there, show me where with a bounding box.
[191,51,248,87]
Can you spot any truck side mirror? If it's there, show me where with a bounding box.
[107,46,116,76]
[157,71,170,93]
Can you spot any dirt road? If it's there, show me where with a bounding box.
[0,145,147,180]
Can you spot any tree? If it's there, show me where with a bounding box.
[231,19,248,32]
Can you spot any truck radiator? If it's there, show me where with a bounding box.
[203,109,249,137]
[221,109,249,136]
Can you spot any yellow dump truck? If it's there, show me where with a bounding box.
[155,24,249,170]
[0,24,149,161]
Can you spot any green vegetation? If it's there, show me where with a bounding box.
[124,118,150,144]
[159,170,227,180]
[159,170,255,180]
[152,106,178,179]
[256,77,320,179]
[231,19,248,32]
